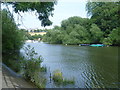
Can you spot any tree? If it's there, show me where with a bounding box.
[3,2,57,27]
[2,9,25,53]
[43,30,63,44]
[74,25,91,44]
[61,16,91,31]
[43,16,91,45]
[102,37,113,46]
[53,25,61,30]
[86,2,120,35]
[102,28,120,46]
[90,24,103,43]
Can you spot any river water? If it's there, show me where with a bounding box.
[23,42,118,88]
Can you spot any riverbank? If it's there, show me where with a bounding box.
[2,63,37,89]
[26,40,120,47]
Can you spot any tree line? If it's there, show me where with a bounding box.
[43,2,120,46]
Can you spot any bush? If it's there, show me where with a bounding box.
[4,59,21,73]
[102,37,112,45]
[3,52,22,73]
[22,45,46,88]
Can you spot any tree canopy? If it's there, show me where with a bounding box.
[3,2,56,27]
[43,4,120,46]
[86,2,120,35]
[43,16,92,45]
[2,9,25,53]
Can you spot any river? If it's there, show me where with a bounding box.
[22,42,118,88]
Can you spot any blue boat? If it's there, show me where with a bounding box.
[89,44,105,47]
[79,44,90,46]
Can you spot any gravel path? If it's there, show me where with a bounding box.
[1,63,37,89]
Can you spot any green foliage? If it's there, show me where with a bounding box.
[63,78,75,85]
[52,70,75,85]
[26,33,34,40]
[108,28,120,45]
[102,37,112,46]
[102,28,120,45]
[90,24,103,43]
[53,25,61,30]
[43,16,91,45]
[32,34,42,40]
[86,2,120,45]
[52,70,63,84]
[3,52,22,73]
[43,30,63,44]
[86,2,120,35]
[4,2,56,27]
[22,45,46,88]
[3,45,47,88]
[61,16,91,31]
[2,9,25,54]
[43,2,119,46]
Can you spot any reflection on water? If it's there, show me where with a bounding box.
[21,42,118,88]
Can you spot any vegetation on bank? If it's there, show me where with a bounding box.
[2,9,25,54]
[2,9,47,87]
[2,1,57,87]
[2,6,51,88]
[2,9,46,87]
[21,45,46,88]
[43,2,120,46]
[26,34,43,41]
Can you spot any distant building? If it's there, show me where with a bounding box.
[29,32,46,36]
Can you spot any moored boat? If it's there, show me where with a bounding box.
[89,44,105,47]
[79,44,90,46]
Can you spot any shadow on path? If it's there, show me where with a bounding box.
[2,63,37,89]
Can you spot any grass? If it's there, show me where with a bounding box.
[52,70,75,85]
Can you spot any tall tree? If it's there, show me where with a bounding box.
[2,9,25,53]
[90,24,103,43]
[86,2,120,35]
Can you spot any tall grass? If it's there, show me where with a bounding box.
[52,70,75,86]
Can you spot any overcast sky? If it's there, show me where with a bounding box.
[2,0,88,30]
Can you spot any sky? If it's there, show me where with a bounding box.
[2,0,88,30]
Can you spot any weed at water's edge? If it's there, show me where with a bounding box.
[52,70,75,86]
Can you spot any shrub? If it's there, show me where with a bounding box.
[22,45,46,88]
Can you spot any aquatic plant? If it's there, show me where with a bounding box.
[63,78,75,85]
[52,70,75,85]
[52,70,63,84]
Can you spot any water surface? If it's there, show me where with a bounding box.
[22,42,118,88]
